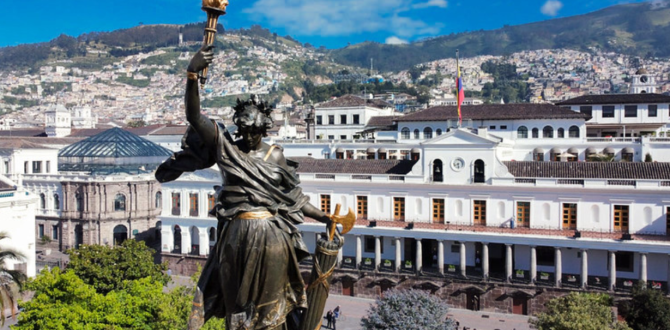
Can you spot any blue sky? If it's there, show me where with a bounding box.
[0,0,652,49]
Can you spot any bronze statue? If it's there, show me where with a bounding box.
[156,45,348,330]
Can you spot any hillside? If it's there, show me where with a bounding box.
[330,1,670,71]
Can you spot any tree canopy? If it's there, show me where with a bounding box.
[361,289,455,330]
[621,284,670,330]
[530,292,631,330]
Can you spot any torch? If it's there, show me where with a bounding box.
[199,0,228,87]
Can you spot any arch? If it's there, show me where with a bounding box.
[209,227,216,242]
[190,226,200,255]
[114,194,126,211]
[498,201,505,219]
[74,224,84,248]
[644,207,652,225]
[569,126,580,138]
[436,129,443,136]
[591,205,599,223]
[557,128,565,138]
[173,225,182,254]
[75,192,84,212]
[423,127,433,139]
[532,128,539,138]
[413,129,420,139]
[432,159,443,182]
[533,148,544,162]
[113,225,128,246]
[401,127,410,139]
[40,193,46,209]
[53,193,60,210]
[455,200,463,217]
[155,191,162,209]
[517,126,528,139]
[543,126,554,138]
[473,160,485,183]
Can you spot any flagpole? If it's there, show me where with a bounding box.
[456,49,462,128]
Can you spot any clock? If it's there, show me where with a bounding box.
[640,75,648,83]
[451,158,465,171]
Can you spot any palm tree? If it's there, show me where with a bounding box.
[0,231,26,326]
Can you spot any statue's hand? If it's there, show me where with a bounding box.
[188,45,215,73]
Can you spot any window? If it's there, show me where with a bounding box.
[532,128,539,138]
[666,207,670,236]
[413,129,420,139]
[649,105,658,117]
[40,193,46,209]
[516,202,530,228]
[615,251,634,272]
[353,115,360,124]
[432,199,445,223]
[114,194,126,211]
[557,128,565,138]
[357,196,368,219]
[568,126,580,138]
[500,125,507,130]
[316,115,322,125]
[75,192,84,212]
[393,197,405,221]
[579,106,592,117]
[625,105,638,118]
[364,236,383,253]
[155,192,162,209]
[473,200,487,226]
[38,224,44,238]
[536,246,555,266]
[32,161,42,174]
[46,161,51,173]
[346,150,354,159]
[208,194,216,217]
[388,150,397,160]
[3,161,8,174]
[52,225,59,240]
[401,128,410,139]
[451,244,460,253]
[53,194,60,210]
[517,126,528,139]
[473,160,485,183]
[328,115,334,125]
[533,151,544,162]
[543,126,553,138]
[340,115,347,125]
[613,205,629,233]
[432,159,443,182]
[423,127,433,139]
[400,150,409,160]
[341,135,347,140]
[320,194,331,214]
[171,192,181,216]
[436,129,443,136]
[24,161,28,174]
[189,193,199,217]
[328,135,335,140]
[562,203,577,230]
[489,126,496,130]
[602,106,615,118]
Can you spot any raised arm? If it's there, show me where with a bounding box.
[185,45,217,145]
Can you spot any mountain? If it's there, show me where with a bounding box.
[330,1,670,72]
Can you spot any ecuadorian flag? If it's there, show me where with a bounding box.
[456,58,464,125]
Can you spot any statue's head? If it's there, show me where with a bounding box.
[233,95,273,148]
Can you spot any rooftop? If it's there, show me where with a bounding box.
[556,93,670,106]
[397,104,588,122]
[504,161,670,180]
[292,158,416,175]
[317,94,393,110]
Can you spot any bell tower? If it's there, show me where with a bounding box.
[630,67,656,94]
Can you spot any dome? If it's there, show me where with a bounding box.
[636,68,648,75]
[58,127,173,174]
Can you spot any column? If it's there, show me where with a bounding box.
[505,244,513,283]
[437,240,445,275]
[530,246,537,284]
[416,239,423,273]
[482,243,489,280]
[640,253,647,284]
[374,236,381,270]
[555,248,562,288]
[355,235,362,269]
[337,246,343,267]
[581,249,588,289]
[460,242,467,278]
[609,251,617,291]
[395,238,402,273]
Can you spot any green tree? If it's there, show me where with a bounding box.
[127,120,147,128]
[531,292,631,330]
[361,289,456,330]
[0,232,26,326]
[622,283,670,330]
[66,240,169,294]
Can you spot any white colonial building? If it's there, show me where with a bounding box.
[0,175,38,278]
[315,94,397,141]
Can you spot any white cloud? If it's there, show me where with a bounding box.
[385,36,409,44]
[244,0,443,38]
[540,0,563,16]
[413,0,448,9]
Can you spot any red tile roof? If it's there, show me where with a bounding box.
[398,104,588,122]
[504,161,670,180]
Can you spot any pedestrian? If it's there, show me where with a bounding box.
[333,305,340,319]
[326,310,333,329]
[332,313,337,330]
